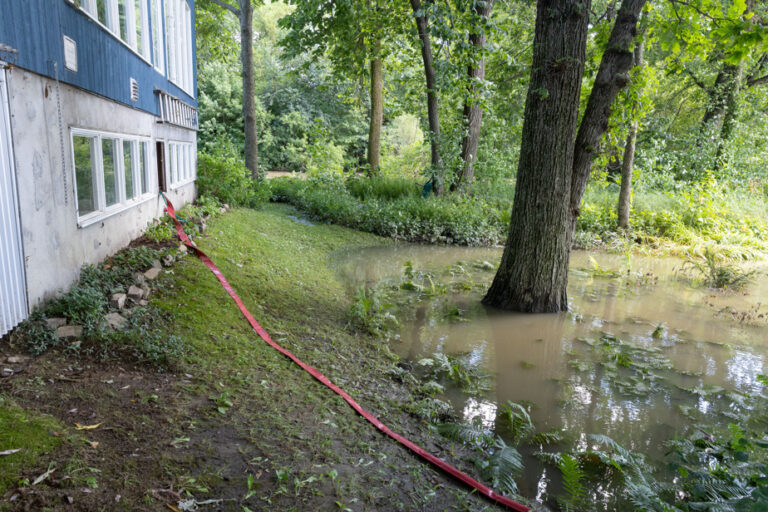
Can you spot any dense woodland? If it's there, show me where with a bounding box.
[195,0,768,310]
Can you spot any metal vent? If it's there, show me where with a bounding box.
[129,78,139,102]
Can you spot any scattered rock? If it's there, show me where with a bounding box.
[6,356,29,364]
[162,254,175,267]
[133,272,146,285]
[110,293,127,310]
[56,325,83,339]
[197,219,207,232]
[144,268,162,280]
[45,317,67,329]
[104,313,128,331]
[1,368,13,377]
[151,259,162,269]
[140,284,151,299]
[138,299,148,306]
[127,285,144,301]
[178,244,188,254]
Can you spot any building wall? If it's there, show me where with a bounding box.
[7,67,196,307]
[0,0,196,117]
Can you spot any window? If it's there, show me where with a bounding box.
[151,0,165,72]
[164,0,193,94]
[166,141,195,188]
[72,129,154,225]
[72,0,150,61]
[73,135,97,216]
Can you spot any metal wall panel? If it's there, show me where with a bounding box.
[0,68,28,337]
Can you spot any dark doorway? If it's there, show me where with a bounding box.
[156,141,167,192]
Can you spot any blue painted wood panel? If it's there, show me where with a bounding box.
[0,0,196,116]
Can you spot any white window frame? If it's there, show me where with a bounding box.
[164,0,194,95]
[151,0,164,72]
[68,0,153,66]
[71,128,156,228]
[166,140,196,189]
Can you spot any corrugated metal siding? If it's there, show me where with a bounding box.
[0,68,28,337]
[0,0,196,117]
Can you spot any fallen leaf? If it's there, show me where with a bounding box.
[75,422,102,431]
[89,441,99,448]
[32,465,56,485]
[0,449,21,456]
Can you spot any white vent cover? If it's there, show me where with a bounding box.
[63,36,77,72]
[129,78,139,102]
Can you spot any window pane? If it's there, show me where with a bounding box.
[73,136,97,216]
[139,142,149,194]
[152,0,163,69]
[97,0,108,24]
[102,138,119,206]
[123,140,135,199]
[118,0,129,41]
[134,0,144,55]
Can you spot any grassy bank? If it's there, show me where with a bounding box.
[270,175,768,260]
[0,204,511,511]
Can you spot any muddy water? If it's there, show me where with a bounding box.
[333,245,768,508]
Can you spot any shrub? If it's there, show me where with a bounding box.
[197,152,270,207]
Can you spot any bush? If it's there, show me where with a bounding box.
[197,152,270,208]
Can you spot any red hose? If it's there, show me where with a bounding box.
[163,196,531,511]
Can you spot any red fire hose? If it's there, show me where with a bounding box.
[162,195,531,511]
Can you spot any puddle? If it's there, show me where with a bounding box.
[286,214,315,226]
[333,245,768,509]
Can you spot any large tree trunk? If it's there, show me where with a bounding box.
[482,0,590,313]
[239,0,259,178]
[617,30,646,230]
[569,0,646,236]
[410,0,443,194]
[367,47,384,174]
[454,0,495,192]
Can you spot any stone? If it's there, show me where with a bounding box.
[138,299,148,306]
[144,268,161,280]
[133,272,146,285]
[45,317,67,329]
[104,312,128,331]
[177,244,187,254]
[151,259,162,269]
[110,293,127,310]
[6,356,29,364]
[56,325,83,339]
[140,283,151,299]
[127,285,144,301]
[162,254,175,267]
[1,368,13,377]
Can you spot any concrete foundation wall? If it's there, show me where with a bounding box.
[7,67,196,308]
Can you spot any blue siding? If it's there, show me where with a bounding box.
[0,0,196,116]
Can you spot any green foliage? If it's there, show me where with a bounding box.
[197,151,270,207]
[684,247,757,289]
[349,287,397,336]
[558,454,586,510]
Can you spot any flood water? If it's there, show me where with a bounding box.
[333,245,768,509]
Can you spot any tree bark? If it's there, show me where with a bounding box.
[454,0,495,192]
[617,31,646,230]
[367,43,384,174]
[482,0,590,313]
[240,0,259,179]
[569,0,646,236]
[410,0,443,194]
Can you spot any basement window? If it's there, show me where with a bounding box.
[166,141,195,189]
[71,128,155,227]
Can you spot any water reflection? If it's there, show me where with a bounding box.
[333,245,768,506]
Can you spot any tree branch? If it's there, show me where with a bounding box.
[207,0,240,16]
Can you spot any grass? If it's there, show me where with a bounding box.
[0,397,65,495]
[271,174,768,260]
[0,203,508,510]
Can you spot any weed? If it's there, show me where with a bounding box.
[684,247,757,290]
